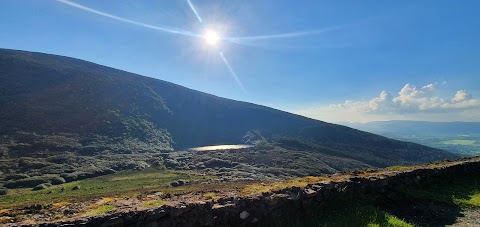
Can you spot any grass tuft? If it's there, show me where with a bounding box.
[86,204,116,215]
[241,176,324,195]
[143,200,165,208]
[203,192,216,200]
[385,214,414,227]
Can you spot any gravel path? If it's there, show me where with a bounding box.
[452,208,480,226]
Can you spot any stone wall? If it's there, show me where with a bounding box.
[10,157,480,227]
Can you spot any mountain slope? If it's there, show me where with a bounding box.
[0,49,457,165]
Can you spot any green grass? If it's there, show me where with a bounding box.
[455,193,480,207]
[384,214,414,227]
[0,169,212,209]
[442,140,476,145]
[86,204,116,215]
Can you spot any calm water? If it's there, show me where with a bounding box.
[189,144,254,151]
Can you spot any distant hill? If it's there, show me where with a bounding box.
[0,49,457,167]
[341,121,480,136]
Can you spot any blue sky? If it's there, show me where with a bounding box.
[1,0,479,122]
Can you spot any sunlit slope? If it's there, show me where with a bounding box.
[0,49,457,165]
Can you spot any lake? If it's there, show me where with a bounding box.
[188,144,254,151]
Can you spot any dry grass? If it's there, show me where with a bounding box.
[0,209,10,214]
[52,202,72,208]
[0,216,14,224]
[100,197,114,204]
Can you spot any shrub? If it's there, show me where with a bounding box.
[4,176,50,189]
[3,173,30,181]
[72,185,81,190]
[194,162,206,169]
[204,158,236,168]
[50,177,66,185]
[149,157,164,168]
[164,159,180,168]
[203,192,216,200]
[18,158,51,169]
[32,183,51,191]
[177,179,188,185]
[0,187,8,195]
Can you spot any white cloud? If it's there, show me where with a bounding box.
[452,90,472,103]
[296,83,480,123]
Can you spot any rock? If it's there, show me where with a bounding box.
[0,187,8,195]
[145,209,167,221]
[240,211,249,220]
[63,208,79,215]
[304,189,317,198]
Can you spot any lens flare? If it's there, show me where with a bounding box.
[204,30,220,45]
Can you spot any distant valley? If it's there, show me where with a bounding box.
[341,121,480,155]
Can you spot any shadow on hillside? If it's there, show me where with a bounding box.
[379,194,463,226]
[260,173,480,227]
[379,173,480,226]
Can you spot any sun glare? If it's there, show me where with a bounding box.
[204,30,220,45]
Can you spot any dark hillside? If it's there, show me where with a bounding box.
[0,49,457,165]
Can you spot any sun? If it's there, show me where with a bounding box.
[204,30,220,45]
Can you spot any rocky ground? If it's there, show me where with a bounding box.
[2,156,480,226]
[452,209,480,226]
